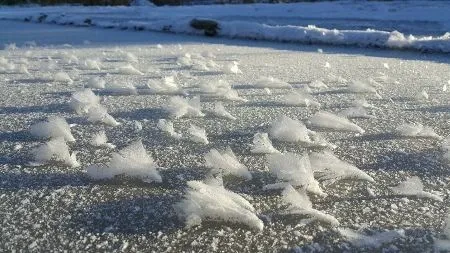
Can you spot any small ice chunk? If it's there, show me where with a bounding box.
[339,228,405,248]
[30,116,75,142]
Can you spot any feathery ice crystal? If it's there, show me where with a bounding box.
[90,131,115,149]
[87,105,120,127]
[395,123,442,139]
[165,96,204,119]
[86,76,106,89]
[86,140,161,183]
[30,116,75,142]
[157,119,182,139]
[390,176,443,202]
[175,180,264,231]
[204,147,251,180]
[212,102,237,120]
[282,185,339,226]
[31,137,79,167]
[253,76,291,89]
[69,89,100,115]
[250,132,280,154]
[309,150,374,186]
[189,124,209,144]
[266,152,324,196]
[308,111,365,134]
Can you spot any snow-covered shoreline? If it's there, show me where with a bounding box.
[1,1,450,52]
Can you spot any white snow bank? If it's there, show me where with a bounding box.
[87,105,120,127]
[253,76,291,89]
[175,180,263,231]
[309,150,374,186]
[204,147,251,180]
[9,7,450,53]
[282,185,339,226]
[164,96,204,119]
[157,119,182,139]
[339,228,405,248]
[31,137,79,167]
[250,132,280,154]
[69,89,100,115]
[86,140,161,182]
[266,152,324,196]
[390,176,443,202]
[395,123,442,139]
[30,116,75,142]
[90,131,115,149]
[308,111,365,134]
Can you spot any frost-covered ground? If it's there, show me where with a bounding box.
[0,20,450,252]
[1,1,450,52]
